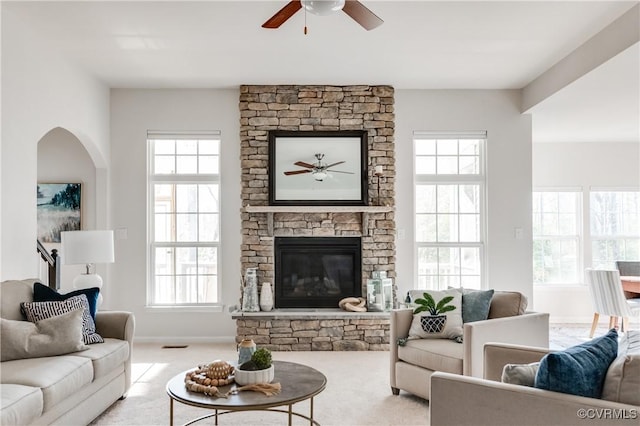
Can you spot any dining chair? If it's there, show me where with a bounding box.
[616,260,640,277]
[585,268,640,338]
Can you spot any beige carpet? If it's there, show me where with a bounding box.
[91,342,428,426]
[91,324,631,426]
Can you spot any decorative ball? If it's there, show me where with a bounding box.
[201,360,234,379]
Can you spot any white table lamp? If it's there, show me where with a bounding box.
[61,230,114,295]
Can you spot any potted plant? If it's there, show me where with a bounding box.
[235,347,275,385]
[413,292,456,334]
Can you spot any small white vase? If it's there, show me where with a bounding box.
[260,282,274,311]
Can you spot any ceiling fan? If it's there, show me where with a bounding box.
[284,153,354,181]
[262,1,383,32]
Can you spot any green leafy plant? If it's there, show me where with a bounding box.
[413,292,456,316]
[239,347,272,371]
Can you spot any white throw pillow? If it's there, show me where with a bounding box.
[501,362,540,387]
[601,330,640,405]
[407,288,463,341]
[1,308,88,361]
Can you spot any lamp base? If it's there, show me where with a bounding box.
[73,273,104,306]
[73,273,103,290]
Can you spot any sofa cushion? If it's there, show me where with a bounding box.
[33,282,100,321]
[601,330,640,405]
[21,295,103,344]
[398,338,464,374]
[73,338,129,380]
[0,384,43,426]
[535,328,618,398]
[487,291,528,319]
[1,308,87,361]
[407,289,463,341]
[0,356,93,412]
[0,280,36,321]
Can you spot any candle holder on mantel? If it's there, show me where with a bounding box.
[374,165,384,206]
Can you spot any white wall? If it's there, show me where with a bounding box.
[533,141,640,322]
[395,90,534,301]
[110,89,240,342]
[1,7,110,280]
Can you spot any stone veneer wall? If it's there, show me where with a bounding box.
[238,85,395,351]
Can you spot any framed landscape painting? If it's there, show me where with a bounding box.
[37,183,81,243]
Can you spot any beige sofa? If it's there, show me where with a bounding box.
[390,291,549,400]
[0,279,135,425]
[430,342,640,426]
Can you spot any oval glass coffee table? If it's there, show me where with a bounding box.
[167,360,327,426]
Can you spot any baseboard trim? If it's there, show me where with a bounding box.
[134,336,236,344]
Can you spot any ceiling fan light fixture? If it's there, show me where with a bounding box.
[301,0,346,16]
[313,171,328,181]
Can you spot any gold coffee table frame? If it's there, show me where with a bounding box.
[166,361,327,426]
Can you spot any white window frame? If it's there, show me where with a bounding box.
[147,131,222,310]
[413,131,487,291]
[589,187,640,270]
[532,188,583,286]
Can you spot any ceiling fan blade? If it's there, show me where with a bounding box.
[342,1,383,31]
[284,169,312,176]
[330,170,355,174]
[324,161,346,169]
[294,161,315,169]
[262,1,302,29]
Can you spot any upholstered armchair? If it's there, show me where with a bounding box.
[390,291,549,400]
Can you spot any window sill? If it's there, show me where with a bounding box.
[144,305,224,313]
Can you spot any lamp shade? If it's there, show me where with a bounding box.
[301,0,345,16]
[61,230,115,265]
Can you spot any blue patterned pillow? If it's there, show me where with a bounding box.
[33,282,100,321]
[21,295,103,344]
[535,329,618,398]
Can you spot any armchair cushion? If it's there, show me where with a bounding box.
[487,291,528,318]
[398,338,463,375]
[501,362,540,386]
[535,328,618,398]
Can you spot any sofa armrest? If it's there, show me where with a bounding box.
[95,311,135,343]
[95,311,135,395]
[390,308,414,388]
[463,312,549,377]
[430,372,640,426]
[483,342,550,381]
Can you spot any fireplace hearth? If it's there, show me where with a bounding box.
[274,237,362,309]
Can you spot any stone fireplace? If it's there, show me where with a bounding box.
[235,85,396,351]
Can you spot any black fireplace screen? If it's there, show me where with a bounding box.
[274,237,362,308]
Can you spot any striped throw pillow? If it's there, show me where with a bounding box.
[21,295,103,344]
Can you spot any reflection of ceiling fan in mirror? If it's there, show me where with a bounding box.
[262,1,383,32]
[284,153,354,181]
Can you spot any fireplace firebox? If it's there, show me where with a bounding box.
[274,237,362,309]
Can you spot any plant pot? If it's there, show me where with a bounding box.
[420,315,447,334]
[235,364,275,386]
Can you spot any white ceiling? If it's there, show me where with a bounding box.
[4,0,639,143]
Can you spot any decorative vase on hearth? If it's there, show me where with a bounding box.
[242,268,259,312]
[260,282,274,311]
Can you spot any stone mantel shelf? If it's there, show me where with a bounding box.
[244,205,394,236]
[231,309,390,321]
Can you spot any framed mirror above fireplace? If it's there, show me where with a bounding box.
[274,237,362,309]
[268,130,368,206]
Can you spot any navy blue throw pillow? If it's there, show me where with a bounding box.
[534,328,618,398]
[33,282,100,321]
